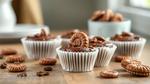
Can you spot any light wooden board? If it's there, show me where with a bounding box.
[0,44,150,84]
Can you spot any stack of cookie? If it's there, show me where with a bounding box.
[0,48,26,72]
[121,58,150,77]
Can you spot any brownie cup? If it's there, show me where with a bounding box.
[89,36,116,67]
[110,32,146,58]
[21,29,61,60]
[58,29,79,47]
[56,32,98,72]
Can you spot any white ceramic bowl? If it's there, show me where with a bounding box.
[88,19,131,38]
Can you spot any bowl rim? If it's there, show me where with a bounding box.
[88,18,131,24]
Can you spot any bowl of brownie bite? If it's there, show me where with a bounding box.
[88,9,131,38]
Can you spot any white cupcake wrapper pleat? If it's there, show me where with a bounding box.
[111,38,146,58]
[56,47,98,72]
[94,45,117,67]
[21,38,61,60]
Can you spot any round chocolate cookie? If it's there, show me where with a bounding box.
[0,48,17,56]
[7,63,26,72]
[39,57,57,65]
[70,32,89,48]
[121,58,141,69]
[6,55,25,63]
[100,70,119,78]
[126,64,150,77]
[114,55,131,62]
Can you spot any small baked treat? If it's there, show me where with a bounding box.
[57,32,98,72]
[39,57,57,65]
[100,70,119,78]
[126,64,150,77]
[70,32,89,48]
[36,71,49,77]
[6,55,25,63]
[44,66,53,71]
[89,36,116,67]
[21,29,61,60]
[7,63,26,72]
[110,32,146,58]
[90,9,123,22]
[114,55,131,62]
[0,48,17,56]
[0,62,7,69]
[110,13,123,22]
[121,58,141,69]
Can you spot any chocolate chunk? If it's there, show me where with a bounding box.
[36,71,49,77]
[17,72,27,77]
[0,62,7,69]
[44,66,53,71]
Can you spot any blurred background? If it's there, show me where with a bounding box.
[0,0,150,42]
[12,0,150,34]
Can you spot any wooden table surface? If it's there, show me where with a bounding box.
[0,43,150,84]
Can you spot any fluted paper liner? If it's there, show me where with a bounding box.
[56,47,98,72]
[21,38,61,60]
[94,44,117,67]
[111,38,146,58]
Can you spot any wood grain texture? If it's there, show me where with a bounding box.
[0,44,150,84]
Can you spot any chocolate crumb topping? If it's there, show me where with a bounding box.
[111,32,141,41]
[27,29,55,41]
[89,36,111,47]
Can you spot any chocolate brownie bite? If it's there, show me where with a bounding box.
[110,32,146,58]
[89,36,116,67]
[21,29,61,60]
[56,32,98,72]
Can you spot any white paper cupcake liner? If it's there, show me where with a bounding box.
[21,38,61,60]
[111,38,146,58]
[94,44,117,67]
[56,47,98,72]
